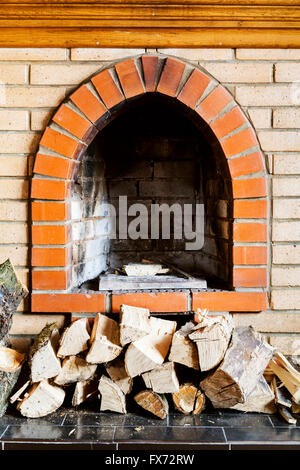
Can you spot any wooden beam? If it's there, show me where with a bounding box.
[0,2,299,48]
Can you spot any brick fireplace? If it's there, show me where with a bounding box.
[30,54,268,318]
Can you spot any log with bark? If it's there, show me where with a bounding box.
[0,259,28,342]
[231,375,276,414]
[142,362,179,394]
[200,326,274,408]
[189,309,233,372]
[134,390,168,419]
[17,380,65,418]
[86,313,122,364]
[57,317,90,358]
[168,321,199,370]
[172,383,205,415]
[29,323,61,383]
[125,317,176,378]
[98,375,126,414]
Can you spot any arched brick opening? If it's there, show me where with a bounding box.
[30,55,268,314]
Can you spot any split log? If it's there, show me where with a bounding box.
[0,259,28,341]
[72,375,98,407]
[29,323,61,383]
[0,346,25,372]
[278,406,297,424]
[98,375,126,414]
[122,263,169,277]
[142,362,179,394]
[189,309,233,371]
[269,352,300,404]
[200,326,274,408]
[125,317,176,378]
[57,318,90,358]
[168,321,199,370]
[105,357,133,395]
[86,313,122,364]
[9,380,30,404]
[54,356,97,386]
[17,380,65,418]
[134,390,168,419]
[172,383,205,415]
[231,376,276,414]
[119,304,151,346]
[271,376,292,408]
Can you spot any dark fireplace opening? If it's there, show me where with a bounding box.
[71,94,233,291]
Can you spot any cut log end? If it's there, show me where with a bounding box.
[134,390,168,420]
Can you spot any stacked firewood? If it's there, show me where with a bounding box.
[4,304,295,423]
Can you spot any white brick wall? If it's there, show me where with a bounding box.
[0,47,299,353]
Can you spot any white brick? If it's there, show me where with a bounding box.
[273,177,300,196]
[236,49,300,60]
[273,245,300,264]
[31,110,52,131]
[3,87,67,108]
[0,222,28,243]
[202,62,272,83]
[158,49,234,61]
[248,108,272,129]
[0,133,39,153]
[272,266,300,286]
[273,154,300,174]
[269,335,300,355]
[275,63,300,82]
[233,312,300,333]
[0,246,28,266]
[0,48,67,61]
[273,108,300,128]
[236,86,295,106]
[30,64,101,85]
[10,314,66,335]
[271,289,300,310]
[0,64,27,84]
[0,110,28,131]
[71,48,145,61]
[273,199,300,218]
[272,221,300,241]
[0,156,28,176]
[258,131,300,152]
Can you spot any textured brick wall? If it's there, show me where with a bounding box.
[1,47,300,355]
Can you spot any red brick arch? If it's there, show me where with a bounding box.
[31,55,268,314]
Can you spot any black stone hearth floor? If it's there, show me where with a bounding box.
[1,407,300,450]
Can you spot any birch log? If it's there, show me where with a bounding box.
[142,362,179,394]
[200,326,274,408]
[17,380,65,418]
[29,323,61,383]
[134,390,168,419]
[86,313,122,364]
[189,310,233,371]
[168,321,199,370]
[98,375,126,414]
[57,318,90,358]
[119,304,151,346]
[54,356,97,386]
[105,357,133,395]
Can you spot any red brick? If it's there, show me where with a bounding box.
[142,55,159,92]
[32,269,71,290]
[112,292,188,313]
[157,57,186,97]
[115,59,144,99]
[32,247,71,267]
[32,224,71,245]
[232,178,267,199]
[31,293,106,313]
[70,85,108,124]
[192,291,268,312]
[233,246,268,265]
[210,106,247,140]
[233,200,267,218]
[31,179,70,200]
[33,153,74,179]
[233,267,268,287]
[196,85,233,123]
[228,152,264,178]
[233,223,268,242]
[53,104,97,141]
[178,69,211,109]
[92,69,124,109]
[40,127,85,160]
[221,127,258,158]
[32,201,70,221]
